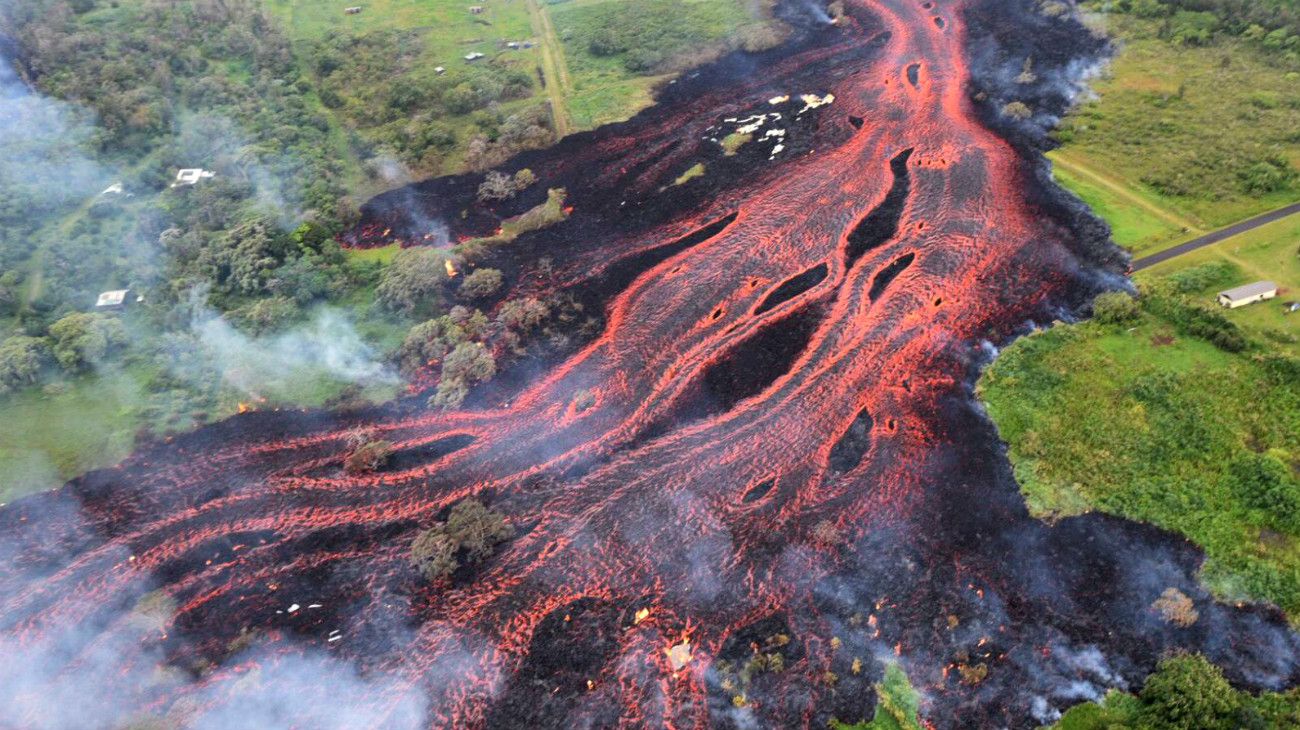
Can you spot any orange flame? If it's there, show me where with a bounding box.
[445,260,459,277]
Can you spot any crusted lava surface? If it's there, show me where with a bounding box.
[2,0,1297,728]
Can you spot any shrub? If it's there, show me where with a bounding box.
[376,247,452,316]
[409,499,512,581]
[457,268,504,300]
[48,312,127,372]
[344,439,393,474]
[1091,291,1140,325]
[1001,101,1033,120]
[0,335,49,393]
[410,528,459,581]
[396,317,466,374]
[1138,654,1242,730]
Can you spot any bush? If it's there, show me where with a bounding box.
[1091,291,1140,325]
[431,342,496,408]
[344,439,393,474]
[396,317,466,374]
[0,335,49,393]
[1138,654,1242,730]
[48,312,127,372]
[376,247,452,316]
[409,499,512,581]
[457,268,504,300]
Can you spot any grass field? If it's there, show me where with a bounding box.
[0,368,144,501]
[1052,12,1300,252]
[548,0,773,128]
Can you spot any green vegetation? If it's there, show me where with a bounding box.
[831,663,922,730]
[1050,5,1300,253]
[409,498,513,581]
[1051,653,1300,728]
[549,0,784,128]
[981,267,1300,614]
[673,162,707,186]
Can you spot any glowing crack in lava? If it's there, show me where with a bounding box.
[1,0,1297,727]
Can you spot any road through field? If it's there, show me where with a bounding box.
[525,0,572,138]
[1132,200,1300,270]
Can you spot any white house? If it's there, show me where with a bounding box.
[1217,281,1277,309]
[95,289,142,310]
[171,168,215,187]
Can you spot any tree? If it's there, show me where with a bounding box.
[0,335,49,393]
[431,342,496,408]
[476,169,536,202]
[396,316,466,374]
[444,499,514,560]
[409,499,512,581]
[1092,291,1140,325]
[458,268,503,300]
[410,528,459,581]
[344,439,393,474]
[48,312,127,372]
[1138,654,1242,730]
[376,247,452,316]
[497,297,551,332]
[1001,101,1032,121]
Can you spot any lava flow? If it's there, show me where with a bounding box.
[2,0,1297,728]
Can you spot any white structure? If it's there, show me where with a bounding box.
[172,168,215,187]
[464,52,485,62]
[100,182,124,196]
[344,6,362,14]
[1217,281,1277,309]
[435,66,446,75]
[95,289,141,310]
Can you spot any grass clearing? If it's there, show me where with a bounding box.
[0,368,145,500]
[1052,12,1300,249]
[548,0,776,128]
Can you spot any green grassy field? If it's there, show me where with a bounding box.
[0,368,144,501]
[548,0,773,128]
[1052,11,1300,252]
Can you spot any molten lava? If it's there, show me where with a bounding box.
[1,0,1297,728]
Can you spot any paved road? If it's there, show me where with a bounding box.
[1131,201,1300,271]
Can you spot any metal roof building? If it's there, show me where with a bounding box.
[1217,281,1277,309]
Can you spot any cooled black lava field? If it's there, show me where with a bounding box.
[1,0,1297,728]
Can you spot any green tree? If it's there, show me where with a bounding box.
[377,247,452,316]
[1092,291,1141,325]
[48,312,127,372]
[457,268,503,300]
[0,335,49,393]
[444,498,514,561]
[1138,654,1242,730]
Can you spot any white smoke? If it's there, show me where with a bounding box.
[186,291,401,400]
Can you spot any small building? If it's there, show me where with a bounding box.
[95,289,142,310]
[100,182,124,196]
[434,66,446,75]
[1217,280,1278,309]
[506,41,520,49]
[464,51,485,62]
[468,5,484,14]
[171,168,215,187]
[344,6,362,14]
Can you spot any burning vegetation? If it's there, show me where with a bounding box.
[0,0,1297,728]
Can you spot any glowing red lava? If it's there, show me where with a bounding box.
[1,0,1295,728]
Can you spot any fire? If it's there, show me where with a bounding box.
[634,608,650,624]
[237,402,253,414]
[445,259,459,277]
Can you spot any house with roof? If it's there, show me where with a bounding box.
[1217,281,1277,309]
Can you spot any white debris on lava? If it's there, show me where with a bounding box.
[797,93,835,115]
